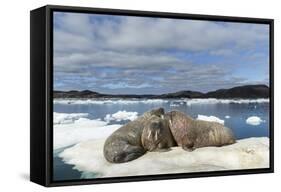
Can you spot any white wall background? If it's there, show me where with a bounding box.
[0,0,279,191]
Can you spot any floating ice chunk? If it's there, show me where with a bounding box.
[246,116,265,126]
[54,98,269,106]
[170,100,185,107]
[104,111,138,122]
[170,103,180,107]
[185,98,269,105]
[53,112,89,125]
[143,99,169,104]
[54,99,169,105]
[54,115,121,149]
[225,115,230,119]
[59,137,269,178]
[197,114,224,124]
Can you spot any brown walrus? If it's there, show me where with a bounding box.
[141,115,176,152]
[165,111,236,151]
[103,108,172,163]
[104,108,236,163]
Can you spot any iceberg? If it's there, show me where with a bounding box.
[59,137,269,178]
[246,116,265,126]
[197,114,225,124]
[104,111,138,122]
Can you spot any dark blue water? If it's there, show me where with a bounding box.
[53,99,269,181]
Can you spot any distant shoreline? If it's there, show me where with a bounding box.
[54,84,269,99]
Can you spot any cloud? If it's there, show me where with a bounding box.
[101,82,152,89]
[53,12,270,94]
[54,13,268,54]
[209,49,234,56]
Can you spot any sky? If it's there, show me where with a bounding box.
[53,12,270,94]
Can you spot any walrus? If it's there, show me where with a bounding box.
[165,111,235,151]
[141,115,176,152]
[103,108,168,163]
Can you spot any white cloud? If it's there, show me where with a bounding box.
[210,49,234,56]
[102,82,152,89]
[54,12,269,56]
[53,12,269,93]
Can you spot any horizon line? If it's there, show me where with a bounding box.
[53,84,269,95]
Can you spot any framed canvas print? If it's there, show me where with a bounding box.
[30,5,274,187]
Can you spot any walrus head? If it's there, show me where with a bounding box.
[141,115,169,151]
[144,107,165,118]
[164,110,195,148]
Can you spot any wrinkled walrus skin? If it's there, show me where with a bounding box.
[103,108,166,163]
[104,108,236,163]
[165,111,236,151]
[141,115,176,152]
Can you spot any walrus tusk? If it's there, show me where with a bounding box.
[148,130,152,139]
[169,119,172,126]
[155,130,159,140]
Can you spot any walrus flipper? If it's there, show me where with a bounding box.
[104,138,146,163]
[120,145,146,162]
[182,145,195,152]
[112,144,146,163]
[151,148,172,152]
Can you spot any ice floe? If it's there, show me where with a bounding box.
[170,103,180,107]
[54,98,269,106]
[54,99,169,105]
[53,112,89,125]
[185,98,269,106]
[54,114,121,149]
[225,115,230,119]
[197,114,225,124]
[59,137,269,178]
[104,111,138,122]
[246,116,265,126]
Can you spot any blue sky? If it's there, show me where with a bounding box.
[53,12,269,94]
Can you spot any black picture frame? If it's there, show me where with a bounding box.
[30,4,274,187]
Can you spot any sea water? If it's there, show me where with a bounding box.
[53,98,269,181]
